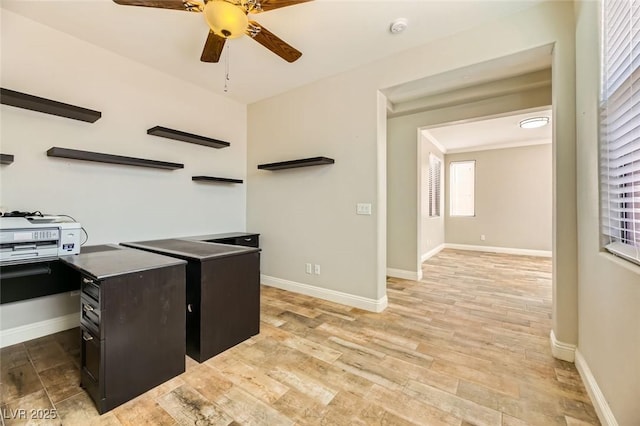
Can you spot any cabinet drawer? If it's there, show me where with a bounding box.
[81,295,101,337]
[81,276,100,303]
[80,326,102,384]
[81,367,105,414]
[80,325,106,413]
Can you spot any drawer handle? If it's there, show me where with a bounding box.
[82,277,94,285]
[82,332,93,341]
[187,304,192,313]
[82,304,94,313]
[243,238,252,241]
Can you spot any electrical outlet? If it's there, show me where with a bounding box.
[70,290,80,297]
[305,263,312,274]
[356,203,372,215]
[314,264,321,275]
[481,234,486,241]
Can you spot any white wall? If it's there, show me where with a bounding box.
[248,0,577,335]
[445,144,552,252]
[247,77,387,310]
[0,11,247,332]
[574,1,640,424]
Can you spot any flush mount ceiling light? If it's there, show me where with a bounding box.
[519,117,550,129]
[390,18,408,34]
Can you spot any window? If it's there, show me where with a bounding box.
[600,0,640,265]
[450,160,475,217]
[428,154,442,217]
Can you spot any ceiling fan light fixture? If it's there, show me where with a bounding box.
[204,0,249,39]
[519,116,549,129]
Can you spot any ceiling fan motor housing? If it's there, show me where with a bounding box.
[204,0,249,39]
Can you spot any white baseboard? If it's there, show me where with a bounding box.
[421,244,445,263]
[575,350,619,426]
[444,243,552,257]
[386,268,421,281]
[549,329,576,362]
[261,275,388,313]
[0,313,79,348]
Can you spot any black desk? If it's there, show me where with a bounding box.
[60,248,186,413]
[121,239,260,362]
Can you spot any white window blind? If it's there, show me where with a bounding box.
[450,160,475,217]
[429,154,441,217]
[600,0,640,265]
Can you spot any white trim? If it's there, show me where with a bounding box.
[421,129,447,153]
[261,275,388,313]
[386,268,421,281]
[444,243,552,257]
[446,138,551,154]
[575,350,619,426]
[0,313,79,348]
[421,243,445,263]
[549,329,576,362]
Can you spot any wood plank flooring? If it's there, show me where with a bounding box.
[0,249,599,425]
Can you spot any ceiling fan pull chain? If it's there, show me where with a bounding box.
[224,43,230,93]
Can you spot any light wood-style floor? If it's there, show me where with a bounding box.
[0,249,599,425]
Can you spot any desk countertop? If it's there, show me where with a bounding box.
[60,247,186,280]
[120,238,259,262]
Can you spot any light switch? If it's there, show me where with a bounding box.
[356,203,372,215]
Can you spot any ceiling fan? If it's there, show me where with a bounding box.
[113,0,312,63]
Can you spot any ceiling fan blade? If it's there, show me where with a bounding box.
[112,0,203,12]
[253,0,312,12]
[201,31,226,63]
[248,21,302,63]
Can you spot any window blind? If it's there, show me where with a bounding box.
[600,0,640,265]
[429,154,441,217]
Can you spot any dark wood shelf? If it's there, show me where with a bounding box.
[192,176,243,184]
[1,88,101,123]
[0,154,14,165]
[47,147,184,170]
[147,126,230,149]
[257,156,335,171]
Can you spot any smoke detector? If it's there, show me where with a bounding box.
[390,18,408,34]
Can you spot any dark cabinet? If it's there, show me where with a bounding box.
[186,249,260,362]
[61,248,187,414]
[121,239,260,363]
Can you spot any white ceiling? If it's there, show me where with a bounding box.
[2,0,545,104]
[423,108,552,153]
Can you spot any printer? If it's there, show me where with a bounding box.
[0,216,82,266]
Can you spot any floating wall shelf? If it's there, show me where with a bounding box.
[192,176,243,184]
[0,154,14,165]
[1,88,102,123]
[257,157,335,171]
[47,147,184,170]
[147,126,230,149]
